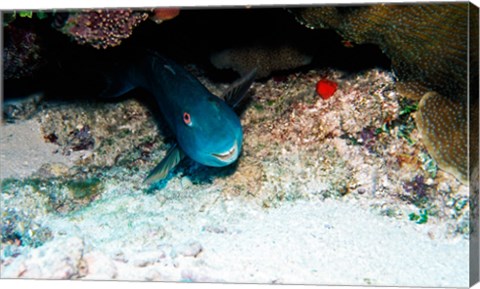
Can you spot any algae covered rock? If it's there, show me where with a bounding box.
[3,22,46,79]
[290,3,478,184]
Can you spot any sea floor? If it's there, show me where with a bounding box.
[0,67,471,286]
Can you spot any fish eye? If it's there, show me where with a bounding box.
[183,112,192,126]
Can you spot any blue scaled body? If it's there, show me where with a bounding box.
[101,51,256,184]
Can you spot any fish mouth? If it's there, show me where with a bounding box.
[211,141,238,163]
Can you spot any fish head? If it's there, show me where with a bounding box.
[175,94,243,167]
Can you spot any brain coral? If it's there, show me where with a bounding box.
[415,92,468,183]
[290,3,478,184]
[57,9,149,49]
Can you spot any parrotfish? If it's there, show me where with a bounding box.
[99,50,256,185]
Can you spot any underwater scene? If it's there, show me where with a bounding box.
[1,3,479,287]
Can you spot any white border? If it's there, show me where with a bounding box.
[0,280,474,289]
[0,0,476,10]
[1,0,479,289]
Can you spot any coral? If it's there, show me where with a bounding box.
[469,4,480,189]
[2,23,46,79]
[357,127,377,154]
[290,3,477,184]
[415,92,468,184]
[150,8,180,24]
[57,9,149,49]
[210,44,313,78]
[291,3,471,101]
[402,175,429,206]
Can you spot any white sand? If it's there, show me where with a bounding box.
[27,185,468,287]
[0,120,78,179]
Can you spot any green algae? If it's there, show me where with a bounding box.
[2,176,104,214]
[409,209,429,224]
[3,178,50,199]
[65,177,103,200]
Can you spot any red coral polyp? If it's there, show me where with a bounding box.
[316,78,338,100]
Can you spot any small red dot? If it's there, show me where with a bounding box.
[316,79,338,100]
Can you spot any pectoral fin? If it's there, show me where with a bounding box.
[144,143,185,185]
[221,68,257,108]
